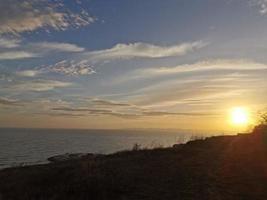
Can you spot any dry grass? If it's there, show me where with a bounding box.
[0,127,267,200]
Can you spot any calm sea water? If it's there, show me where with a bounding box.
[0,128,194,169]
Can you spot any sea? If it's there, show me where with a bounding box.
[0,128,206,169]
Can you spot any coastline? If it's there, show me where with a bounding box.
[1,129,267,199]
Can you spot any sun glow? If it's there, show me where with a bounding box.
[230,107,249,126]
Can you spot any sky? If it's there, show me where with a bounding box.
[0,0,267,131]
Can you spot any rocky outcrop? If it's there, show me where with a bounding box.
[47,153,94,163]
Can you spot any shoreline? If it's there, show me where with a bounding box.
[1,129,267,199]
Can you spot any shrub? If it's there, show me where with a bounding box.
[132,143,141,151]
[259,111,267,125]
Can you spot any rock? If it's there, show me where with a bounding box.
[47,153,94,163]
[172,143,185,149]
[172,144,180,148]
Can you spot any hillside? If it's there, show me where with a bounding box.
[1,126,267,200]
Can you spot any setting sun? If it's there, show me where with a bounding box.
[230,107,249,126]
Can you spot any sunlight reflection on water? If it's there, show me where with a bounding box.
[0,128,194,169]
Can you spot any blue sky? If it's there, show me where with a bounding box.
[0,0,267,130]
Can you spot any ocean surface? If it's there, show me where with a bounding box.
[0,128,197,169]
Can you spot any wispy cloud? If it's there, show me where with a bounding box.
[16,70,41,77]
[51,105,215,118]
[0,37,37,60]
[142,111,216,117]
[51,97,138,118]
[130,77,262,110]
[45,40,207,75]
[0,51,38,60]
[84,41,207,61]
[3,99,72,115]
[106,59,267,110]
[52,107,113,114]
[0,37,20,48]
[37,112,86,118]
[89,98,132,107]
[30,42,85,53]
[251,0,267,14]
[0,97,21,106]
[6,79,72,92]
[113,59,267,84]
[0,37,86,60]
[48,97,216,119]
[0,0,94,35]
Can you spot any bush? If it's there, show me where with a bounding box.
[259,111,267,125]
[132,143,141,151]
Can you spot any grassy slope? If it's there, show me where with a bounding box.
[1,129,267,200]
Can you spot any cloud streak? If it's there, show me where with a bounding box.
[84,41,207,61]
[0,51,38,60]
[89,98,132,107]
[16,70,41,77]
[0,37,20,48]
[0,97,21,106]
[113,59,267,84]
[51,105,216,118]
[0,37,86,60]
[30,42,85,53]
[6,80,72,92]
[49,97,216,119]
